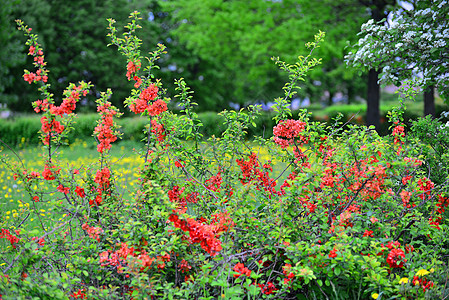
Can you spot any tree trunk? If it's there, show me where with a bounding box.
[328,91,334,107]
[424,85,435,117]
[347,84,353,105]
[366,69,380,131]
[365,2,389,133]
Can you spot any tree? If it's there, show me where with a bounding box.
[362,0,396,131]
[0,0,26,110]
[4,0,199,113]
[346,0,449,117]
[164,0,370,110]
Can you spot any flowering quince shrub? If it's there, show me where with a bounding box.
[1,12,449,300]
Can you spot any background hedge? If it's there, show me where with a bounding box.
[1,105,448,148]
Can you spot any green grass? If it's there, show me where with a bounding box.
[0,140,145,231]
[0,139,292,235]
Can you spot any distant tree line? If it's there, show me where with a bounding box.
[1,0,446,129]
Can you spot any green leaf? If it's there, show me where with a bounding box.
[334,267,341,276]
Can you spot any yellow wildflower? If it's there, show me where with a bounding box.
[399,278,408,284]
[372,293,379,299]
[415,269,430,277]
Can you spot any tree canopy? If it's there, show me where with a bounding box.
[165,0,370,109]
[1,0,201,113]
[346,0,449,102]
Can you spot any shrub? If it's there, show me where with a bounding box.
[1,12,448,300]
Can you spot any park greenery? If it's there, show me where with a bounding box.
[1,3,449,299]
[2,0,447,127]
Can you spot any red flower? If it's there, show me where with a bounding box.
[23,72,36,84]
[386,248,405,268]
[75,186,85,198]
[70,289,86,299]
[363,230,374,237]
[140,84,158,101]
[148,99,167,116]
[258,281,278,295]
[329,247,338,258]
[126,60,141,80]
[57,184,70,194]
[233,262,251,278]
[42,164,59,180]
[273,119,306,148]
[133,75,142,88]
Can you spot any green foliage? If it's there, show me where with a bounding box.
[346,0,449,102]
[410,115,449,185]
[2,11,449,300]
[3,0,195,113]
[165,0,370,109]
[0,0,25,107]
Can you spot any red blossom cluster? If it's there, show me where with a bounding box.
[57,184,70,194]
[283,263,295,285]
[94,100,120,153]
[0,229,20,248]
[205,172,223,192]
[129,84,167,116]
[81,223,103,242]
[33,84,90,145]
[236,153,278,195]
[258,281,278,295]
[273,119,307,149]
[147,99,167,116]
[42,164,60,180]
[362,230,374,237]
[23,43,48,84]
[94,167,111,190]
[178,259,192,273]
[168,185,198,211]
[99,242,170,273]
[99,243,134,273]
[429,195,449,230]
[70,289,86,299]
[387,248,406,268]
[392,122,406,154]
[168,212,234,256]
[400,189,413,208]
[392,122,405,144]
[379,241,406,269]
[92,167,111,206]
[328,247,338,258]
[75,186,85,198]
[417,177,434,200]
[23,68,48,84]
[133,75,142,88]
[31,236,45,247]
[126,60,141,80]
[150,119,166,142]
[233,262,251,278]
[34,84,89,115]
[233,262,278,295]
[13,170,40,182]
[41,116,64,135]
[412,275,434,292]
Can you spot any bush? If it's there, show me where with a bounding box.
[1,13,448,300]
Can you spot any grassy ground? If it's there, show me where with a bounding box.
[0,140,145,231]
[0,138,289,235]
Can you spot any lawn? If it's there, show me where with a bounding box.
[0,138,287,233]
